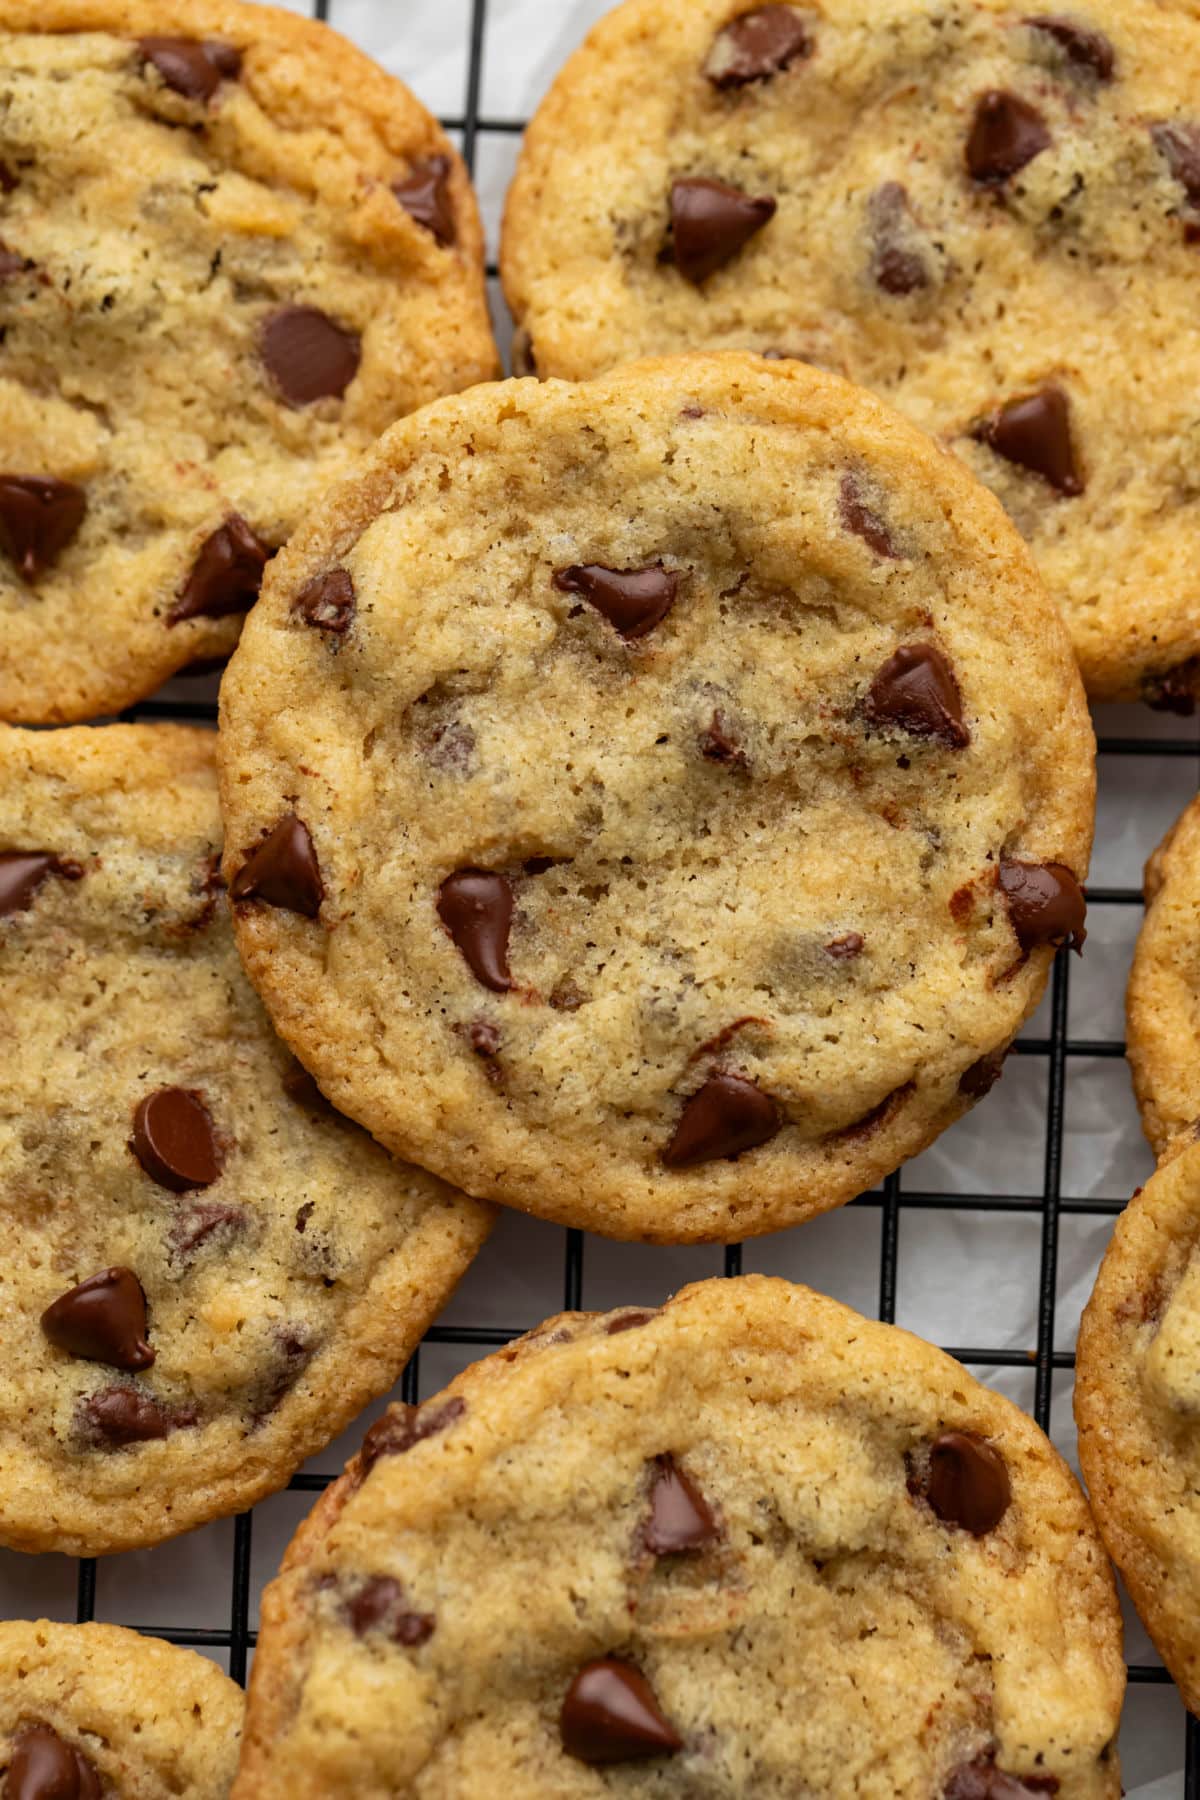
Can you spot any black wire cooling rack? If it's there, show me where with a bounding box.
[49,0,1200,1788]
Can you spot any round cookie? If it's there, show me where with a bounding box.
[218,353,1094,1243]
[0,0,498,724]
[1127,794,1200,1156]
[235,1275,1123,1799]
[0,722,491,1556]
[502,0,1200,706]
[1076,1135,1200,1714]
[0,1619,242,1798]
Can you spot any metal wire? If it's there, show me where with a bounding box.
[68,0,1200,1776]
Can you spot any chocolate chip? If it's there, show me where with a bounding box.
[42,1268,154,1372]
[966,91,1051,185]
[261,306,360,407]
[359,1396,465,1474]
[664,1071,780,1168]
[346,1576,435,1646]
[437,870,514,991]
[1153,123,1200,207]
[826,931,864,960]
[549,979,586,1012]
[130,1086,223,1194]
[1144,659,1200,716]
[0,242,30,278]
[644,1454,719,1554]
[0,161,17,193]
[839,473,899,558]
[973,387,1082,496]
[169,515,270,623]
[554,563,678,639]
[79,1385,193,1448]
[959,1051,1007,1099]
[293,568,355,634]
[251,1328,314,1423]
[606,1309,657,1335]
[699,709,749,768]
[561,1659,683,1765]
[231,814,325,919]
[945,1754,1059,1798]
[835,1080,914,1142]
[392,155,455,246]
[0,476,86,581]
[863,644,969,749]
[867,183,929,296]
[169,1202,246,1261]
[704,6,813,87]
[999,859,1086,952]
[669,178,776,284]
[138,36,241,101]
[468,1019,501,1058]
[0,851,82,918]
[922,1430,1012,1535]
[7,1724,101,1800]
[1026,16,1115,81]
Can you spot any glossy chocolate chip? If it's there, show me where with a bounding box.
[0,476,86,582]
[945,1754,1060,1798]
[131,1087,222,1192]
[347,1576,435,1646]
[606,1310,657,1335]
[924,1430,1012,1535]
[664,1071,780,1167]
[1026,15,1114,81]
[437,870,514,991]
[561,1660,682,1765]
[169,515,270,623]
[864,644,969,749]
[645,1454,719,1554]
[261,306,360,407]
[79,1385,191,1447]
[704,5,813,87]
[669,177,776,284]
[999,859,1086,952]
[1145,659,1200,716]
[293,568,356,634]
[1152,123,1200,221]
[360,1396,465,1474]
[554,563,678,639]
[251,1328,313,1423]
[868,183,929,296]
[392,155,455,246]
[138,36,241,101]
[42,1268,154,1371]
[974,387,1082,496]
[840,473,898,558]
[959,1051,1007,1099]
[231,814,325,919]
[0,851,81,918]
[966,91,1051,185]
[699,709,748,768]
[7,1724,101,1800]
[826,931,864,960]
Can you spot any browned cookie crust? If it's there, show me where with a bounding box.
[1127,793,1200,1157]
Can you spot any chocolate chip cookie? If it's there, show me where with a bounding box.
[1075,1134,1200,1715]
[218,353,1094,1243]
[502,0,1200,705]
[235,1275,1123,1799]
[0,1620,243,1799]
[1127,795,1200,1157]
[0,722,491,1555]
[0,0,498,724]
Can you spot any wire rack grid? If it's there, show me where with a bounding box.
[2,0,1198,1792]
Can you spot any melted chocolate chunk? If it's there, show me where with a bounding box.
[669,177,777,284]
[1145,659,1200,716]
[839,473,899,558]
[835,1081,914,1142]
[0,476,86,581]
[863,644,969,749]
[169,515,270,623]
[663,1071,780,1168]
[0,851,82,918]
[7,1724,101,1800]
[261,306,360,407]
[138,36,241,101]
[974,387,1083,496]
[644,1454,719,1554]
[999,859,1087,952]
[169,1202,246,1261]
[554,563,678,639]
[959,1051,1007,1099]
[704,6,813,87]
[966,91,1051,185]
[945,1754,1060,1798]
[392,155,455,246]
[868,182,929,297]
[346,1575,435,1646]
[1026,15,1115,81]
[466,1019,502,1077]
[231,814,325,919]
[293,568,355,634]
[42,1268,154,1371]
[826,931,865,960]
[437,870,514,991]
[699,709,749,768]
[359,1397,465,1474]
[561,1660,682,1765]
[0,161,17,193]
[922,1430,1012,1535]
[79,1386,194,1448]
[606,1309,657,1335]
[1153,122,1200,206]
[131,1086,223,1192]
[251,1329,314,1423]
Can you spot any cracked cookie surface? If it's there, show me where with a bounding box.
[0,722,491,1555]
[1127,794,1200,1156]
[502,0,1200,704]
[235,1276,1123,1800]
[218,353,1093,1242]
[0,0,497,723]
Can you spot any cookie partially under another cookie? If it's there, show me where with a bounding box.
[502,0,1200,705]
[0,723,491,1556]
[236,1276,1123,1798]
[0,0,498,723]
[1127,794,1200,1156]
[0,1619,243,1798]
[219,352,1094,1242]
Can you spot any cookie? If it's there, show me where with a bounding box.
[1075,1134,1200,1714]
[218,353,1094,1243]
[0,1619,242,1798]
[1127,794,1200,1156]
[0,722,491,1555]
[234,1275,1123,1798]
[0,0,498,724]
[502,0,1200,706]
